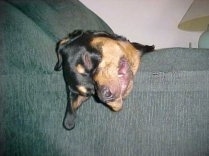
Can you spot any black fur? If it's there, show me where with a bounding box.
[54,30,154,130]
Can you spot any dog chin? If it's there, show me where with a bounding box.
[118,57,133,97]
[118,71,132,97]
[96,57,133,110]
[105,61,133,111]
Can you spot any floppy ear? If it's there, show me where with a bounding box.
[82,52,93,70]
[54,41,64,71]
[81,50,102,72]
[131,42,155,54]
[54,30,85,71]
[68,29,83,41]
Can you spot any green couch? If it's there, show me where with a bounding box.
[1,0,209,156]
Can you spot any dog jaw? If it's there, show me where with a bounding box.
[106,97,123,111]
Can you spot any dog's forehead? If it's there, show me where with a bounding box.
[92,36,140,74]
[90,37,121,52]
[90,37,123,65]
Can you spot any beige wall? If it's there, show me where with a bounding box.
[80,0,202,49]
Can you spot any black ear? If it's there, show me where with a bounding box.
[54,30,85,71]
[131,42,155,54]
[68,30,84,41]
[82,52,93,70]
[54,41,63,71]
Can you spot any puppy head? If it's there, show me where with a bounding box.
[55,30,154,110]
[91,37,140,111]
[54,30,101,96]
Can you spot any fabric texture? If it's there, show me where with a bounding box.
[0,0,209,156]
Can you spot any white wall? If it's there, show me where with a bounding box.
[80,0,202,49]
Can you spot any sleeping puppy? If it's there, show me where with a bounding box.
[55,30,154,130]
[91,36,155,112]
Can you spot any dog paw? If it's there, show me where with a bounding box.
[63,112,76,130]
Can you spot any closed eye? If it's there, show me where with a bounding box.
[80,72,89,77]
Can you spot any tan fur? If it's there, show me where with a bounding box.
[91,37,141,111]
[59,38,70,45]
[72,95,88,109]
[77,85,87,95]
[76,64,85,74]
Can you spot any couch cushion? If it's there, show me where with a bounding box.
[1,49,209,156]
[0,0,113,75]
[141,48,209,72]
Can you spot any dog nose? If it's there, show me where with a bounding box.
[101,85,111,97]
[100,85,114,101]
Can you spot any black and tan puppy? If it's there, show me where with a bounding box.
[55,30,154,130]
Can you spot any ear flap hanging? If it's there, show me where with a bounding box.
[82,52,93,70]
[54,41,64,71]
[54,53,63,71]
[54,30,85,71]
[68,30,84,41]
[131,42,155,55]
